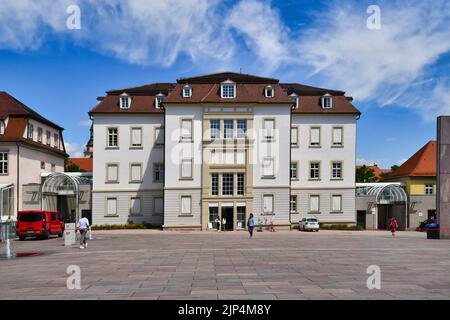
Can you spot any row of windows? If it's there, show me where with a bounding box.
[106,163,164,183]
[209,119,247,139]
[119,93,165,109]
[289,194,343,213]
[211,173,245,196]
[0,152,55,175]
[107,127,164,148]
[26,124,60,148]
[290,161,343,180]
[291,126,343,147]
[105,196,164,216]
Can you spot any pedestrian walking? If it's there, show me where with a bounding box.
[269,217,275,232]
[222,217,227,231]
[390,217,398,237]
[76,215,90,249]
[247,213,255,238]
[215,217,221,232]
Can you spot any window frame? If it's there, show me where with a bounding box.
[223,119,233,140]
[0,120,4,135]
[0,152,8,175]
[263,118,276,141]
[262,157,275,178]
[129,196,142,216]
[331,161,343,180]
[331,194,343,213]
[180,195,192,216]
[222,173,234,196]
[265,85,274,98]
[309,161,321,180]
[105,163,119,183]
[210,119,220,140]
[180,158,194,180]
[291,126,299,147]
[309,194,320,213]
[183,85,192,98]
[262,194,274,215]
[180,118,193,142]
[106,127,119,148]
[425,184,434,195]
[237,119,247,139]
[129,162,143,183]
[153,162,164,183]
[309,126,321,147]
[27,123,34,140]
[237,173,245,196]
[154,126,164,148]
[211,173,219,196]
[130,127,143,148]
[290,195,298,213]
[221,81,236,99]
[105,197,118,217]
[120,94,131,109]
[153,197,164,215]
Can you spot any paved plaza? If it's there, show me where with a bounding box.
[1,229,450,300]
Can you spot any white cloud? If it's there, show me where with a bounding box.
[65,142,84,157]
[79,119,91,127]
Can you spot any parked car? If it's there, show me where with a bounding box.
[416,219,435,232]
[16,210,64,240]
[299,216,320,232]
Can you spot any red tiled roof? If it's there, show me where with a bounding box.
[67,158,93,172]
[386,141,437,179]
[356,165,391,179]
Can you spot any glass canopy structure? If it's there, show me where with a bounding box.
[356,183,408,204]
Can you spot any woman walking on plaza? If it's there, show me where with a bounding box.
[247,214,255,238]
[390,217,398,237]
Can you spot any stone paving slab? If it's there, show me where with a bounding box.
[1,230,450,300]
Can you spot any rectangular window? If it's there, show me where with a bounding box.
[224,150,234,164]
[224,120,233,139]
[236,149,245,165]
[310,127,320,146]
[210,120,220,139]
[332,127,343,146]
[154,197,164,215]
[237,206,246,229]
[181,196,192,215]
[263,158,274,177]
[309,195,320,212]
[425,185,434,195]
[130,197,142,215]
[107,198,117,216]
[153,163,164,182]
[211,173,219,196]
[181,159,193,179]
[264,119,275,140]
[310,162,320,179]
[263,195,274,214]
[106,164,119,182]
[40,161,45,170]
[155,127,164,147]
[332,195,342,212]
[209,206,219,226]
[181,119,193,141]
[27,124,33,139]
[46,131,51,145]
[0,121,4,135]
[107,128,118,147]
[222,84,235,98]
[237,173,245,196]
[131,127,142,147]
[237,120,247,139]
[332,162,342,179]
[37,128,43,143]
[54,133,59,148]
[0,152,8,174]
[130,163,142,182]
[290,195,297,212]
[290,162,298,180]
[291,127,298,146]
[222,173,234,196]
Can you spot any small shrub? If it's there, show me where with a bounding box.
[91,222,159,230]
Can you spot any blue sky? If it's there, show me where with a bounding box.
[1,0,449,167]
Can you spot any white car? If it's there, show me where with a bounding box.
[299,217,320,232]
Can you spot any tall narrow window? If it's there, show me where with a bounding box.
[130,163,142,182]
[309,195,320,212]
[107,128,118,147]
[0,120,4,135]
[265,85,274,98]
[221,80,236,98]
[107,198,117,216]
[37,128,43,143]
[332,162,342,179]
[263,195,274,214]
[222,173,234,196]
[310,162,320,179]
[290,162,298,180]
[153,163,164,182]
[155,127,164,147]
[291,127,298,147]
[310,127,320,146]
[237,173,245,195]
[181,119,192,141]
[120,93,131,109]
[264,119,275,140]
[181,159,193,179]
[131,128,142,147]
[106,164,119,182]
[263,158,274,177]
[290,195,297,213]
[155,93,165,109]
[237,119,247,138]
[0,152,8,174]
[54,133,59,148]
[210,120,220,139]
[211,173,219,196]
[332,195,342,212]
[322,94,333,109]
[46,130,51,145]
[130,197,142,215]
[27,124,33,139]
[224,120,233,139]
[181,196,192,215]
[332,127,343,146]
[183,85,192,98]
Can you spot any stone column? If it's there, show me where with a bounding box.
[437,116,450,239]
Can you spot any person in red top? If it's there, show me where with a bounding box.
[390,218,399,237]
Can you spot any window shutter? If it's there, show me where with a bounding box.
[333,128,342,144]
[310,196,319,211]
[291,127,298,145]
[311,128,320,144]
[181,197,191,214]
[107,198,117,215]
[108,165,118,181]
[132,128,141,146]
[131,164,141,181]
[263,195,273,213]
[332,195,342,211]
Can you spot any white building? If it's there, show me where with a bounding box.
[89,73,360,229]
[0,91,68,221]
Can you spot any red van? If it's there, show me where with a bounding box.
[16,210,64,240]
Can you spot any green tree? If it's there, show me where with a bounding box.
[390,165,399,171]
[356,165,377,183]
[64,157,86,172]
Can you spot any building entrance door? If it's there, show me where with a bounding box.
[221,207,234,231]
[357,210,366,229]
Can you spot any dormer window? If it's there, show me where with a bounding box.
[289,93,299,109]
[155,93,165,109]
[0,120,4,135]
[120,93,131,109]
[221,79,236,99]
[321,93,333,109]
[183,84,192,98]
[265,85,274,98]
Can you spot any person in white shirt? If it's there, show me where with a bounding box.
[222,217,227,231]
[76,216,90,249]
